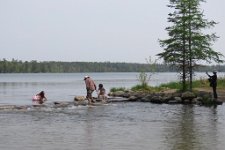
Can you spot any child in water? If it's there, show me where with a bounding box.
[32,91,47,105]
[97,84,107,102]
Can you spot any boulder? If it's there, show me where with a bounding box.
[128,96,138,101]
[141,95,152,102]
[181,91,196,100]
[151,96,163,104]
[162,94,174,103]
[196,91,211,97]
[54,102,70,107]
[74,100,88,106]
[174,97,182,103]
[74,96,86,101]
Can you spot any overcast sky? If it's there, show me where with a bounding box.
[0,0,224,63]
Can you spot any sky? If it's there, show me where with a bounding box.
[0,0,224,64]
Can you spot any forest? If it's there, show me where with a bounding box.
[0,59,224,73]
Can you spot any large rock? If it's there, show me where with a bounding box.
[195,91,211,98]
[181,91,196,100]
[74,96,86,101]
[74,100,88,106]
[151,96,163,104]
[128,96,138,101]
[166,96,182,104]
[141,95,152,102]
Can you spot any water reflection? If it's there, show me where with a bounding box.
[164,105,223,150]
[1,103,225,150]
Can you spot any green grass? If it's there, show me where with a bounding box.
[217,77,225,88]
[157,76,225,90]
[159,82,182,90]
[110,77,225,93]
[110,87,126,92]
[131,84,169,92]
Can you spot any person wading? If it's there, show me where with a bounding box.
[206,71,218,100]
[32,91,47,105]
[84,76,96,104]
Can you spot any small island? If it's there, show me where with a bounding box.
[108,75,225,106]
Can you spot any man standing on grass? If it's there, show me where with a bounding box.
[206,71,218,100]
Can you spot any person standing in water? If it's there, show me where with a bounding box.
[206,71,218,100]
[84,76,96,104]
[32,91,47,105]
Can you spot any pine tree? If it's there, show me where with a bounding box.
[158,0,224,91]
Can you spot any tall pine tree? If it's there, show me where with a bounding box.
[158,0,223,91]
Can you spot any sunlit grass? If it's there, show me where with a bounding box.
[110,87,126,92]
[110,77,225,92]
[158,76,225,90]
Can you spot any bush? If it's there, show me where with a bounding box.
[159,81,182,90]
[110,87,126,92]
[131,84,151,91]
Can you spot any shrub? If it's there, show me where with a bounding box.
[110,87,126,92]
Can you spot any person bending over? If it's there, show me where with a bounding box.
[84,76,96,104]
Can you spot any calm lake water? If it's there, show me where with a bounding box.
[1,72,225,150]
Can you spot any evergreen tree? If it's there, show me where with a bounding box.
[158,0,223,91]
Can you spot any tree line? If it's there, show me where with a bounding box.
[0,59,224,73]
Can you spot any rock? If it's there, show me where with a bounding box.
[196,91,211,98]
[167,96,182,104]
[140,95,152,102]
[74,100,88,106]
[167,100,180,104]
[192,97,202,104]
[172,92,182,97]
[181,91,196,100]
[128,96,138,101]
[174,97,182,103]
[0,105,16,110]
[54,102,70,107]
[74,96,86,101]
[151,96,163,104]
[183,99,192,104]
[215,100,223,105]
[162,94,174,103]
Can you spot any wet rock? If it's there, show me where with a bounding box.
[162,94,174,103]
[150,96,163,104]
[141,95,152,102]
[54,102,71,107]
[74,96,86,101]
[167,100,181,104]
[128,96,138,101]
[181,91,196,100]
[195,91,211,98]
[0,105,16,110]
[215,100,223,105]
[74,100,88,106]
[172,92,182,97]
[174,97,182,103]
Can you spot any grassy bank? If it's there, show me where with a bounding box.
[159,77,225,90]
[110,77,225,92]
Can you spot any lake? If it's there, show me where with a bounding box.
[0,72,181,105]
[1,72,220,105]
[0,72,225,150]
